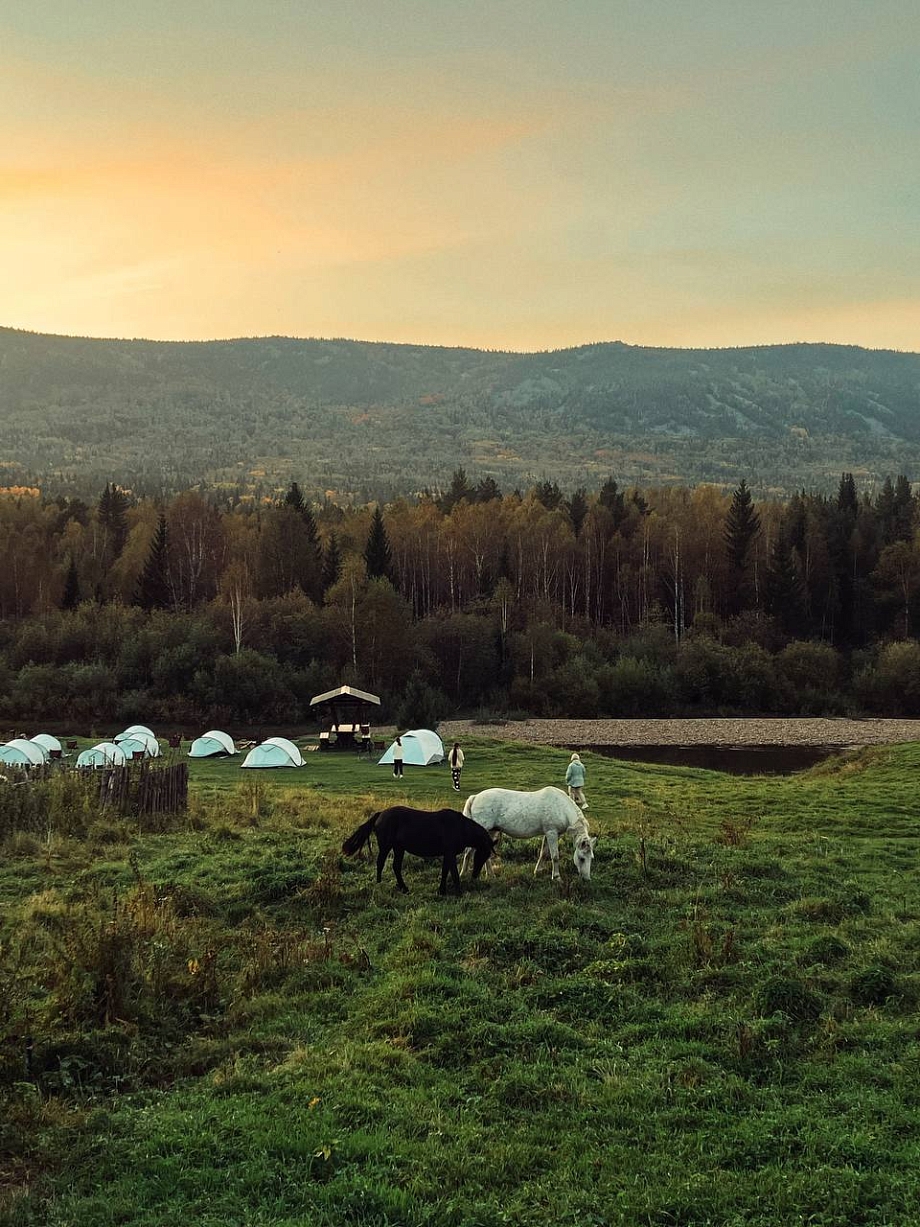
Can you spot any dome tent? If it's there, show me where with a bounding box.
[378,729,445,767]
[115,730,161,757]
[31,734,62,756]
[0,738,48,767]
[263,736,305,767]
[117,737,152,760]
[76,742,127,768]
[121,725,156,739]
[189,730,236,758]
[241,742,302,769]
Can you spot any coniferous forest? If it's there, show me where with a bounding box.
[1,469,919,726]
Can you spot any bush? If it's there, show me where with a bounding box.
[599,656,674,716]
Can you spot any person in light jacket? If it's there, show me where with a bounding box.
[449,742,465,791]
[392,736,404,779]
[565,751,588,809]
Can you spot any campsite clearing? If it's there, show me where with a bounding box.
[3,738,920,1225]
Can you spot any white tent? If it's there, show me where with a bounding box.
[241,742,301,769]
[378,729,445,767]
[76,741,127,768]
[120,724,156,739]
[263,736,305,767]
[31,733,62,756]
[189,730,236,758]
[0,738,48,766]
[115,730,161,757]
[117,737,152,760]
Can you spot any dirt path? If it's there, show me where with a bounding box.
[437,717,920,748]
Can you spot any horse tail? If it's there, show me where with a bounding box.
[462,794,474,819]
[342,812,380,856]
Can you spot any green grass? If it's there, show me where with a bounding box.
[3,741,920,1225]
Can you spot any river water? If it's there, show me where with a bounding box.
[570,743,845,776]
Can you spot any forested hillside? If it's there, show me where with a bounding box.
[1,471,919,726]
[2,328,920,497]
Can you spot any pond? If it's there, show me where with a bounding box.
[569,743,848,776]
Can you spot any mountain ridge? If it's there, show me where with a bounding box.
[2,327,919,499]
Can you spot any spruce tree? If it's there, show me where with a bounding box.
[135,515,172,609]
[474,475,502,503]
[724,479,761,614]
[322,532,342,591]
[364,506,392,581]
[98,482,129,557]
[61,556,81,610]
[836,472,858,521]
[568,487,589,536]
[439,467,472,514]
[764,535,805,634]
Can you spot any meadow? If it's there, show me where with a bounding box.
[2,739,920,1226]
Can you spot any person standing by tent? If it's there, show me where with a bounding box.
[565,751,588,809]
[449,742,465,792]
[392,736,404,779]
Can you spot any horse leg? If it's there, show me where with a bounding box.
[534,835,547,876]
[376,839,390,883]
[392,847,410,894]
[459,847,471,877]
[447,853,462,894]
[545,830,561,880]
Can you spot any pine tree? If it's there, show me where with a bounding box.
[98,482,129,557]
[61,556,81,610]
[322,532,342,591]
[439,467,472,514]
[568,487,589,536]
[836,472,858,521]
[135,515,172,609]
[764,535,805,634]
[533,479,563,510]
[474,475,502,503]
[893,475,915,542]
[724,479,761,614]
[283,481,306,515]
[364,506,392,581]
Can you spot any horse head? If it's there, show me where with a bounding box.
[470,832,498,879]
[573,831,597,881]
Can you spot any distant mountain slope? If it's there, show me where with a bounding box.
[1,328,919,497]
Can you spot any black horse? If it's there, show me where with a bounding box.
[342,805,495,894]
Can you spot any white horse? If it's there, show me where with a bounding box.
[460,786,596,881]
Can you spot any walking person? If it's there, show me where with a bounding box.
[565,751,588,809]
[392,735,404,779]
[449,742,465,792]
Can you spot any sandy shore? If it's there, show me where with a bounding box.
[437,717,920,748]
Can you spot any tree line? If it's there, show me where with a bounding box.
[1,470,919,726]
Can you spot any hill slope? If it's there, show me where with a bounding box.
[2,328,919,496]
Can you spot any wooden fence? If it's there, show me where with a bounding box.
[0,760,188,837]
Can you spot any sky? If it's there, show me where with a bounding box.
[2,0,919,351]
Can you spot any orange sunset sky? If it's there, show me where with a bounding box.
[2,1,919,351]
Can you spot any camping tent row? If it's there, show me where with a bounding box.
[76,726,162,769]
[241,737,305,769]
[188,730,237,758]
[378,729,445,766]
[0,733,62,766]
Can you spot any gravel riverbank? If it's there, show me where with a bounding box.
[437,717,920,748]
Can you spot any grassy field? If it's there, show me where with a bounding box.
[2,740,920,1226]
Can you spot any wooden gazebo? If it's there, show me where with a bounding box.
[310,685,381,751]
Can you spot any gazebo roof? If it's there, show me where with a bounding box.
[310,685,381,707]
